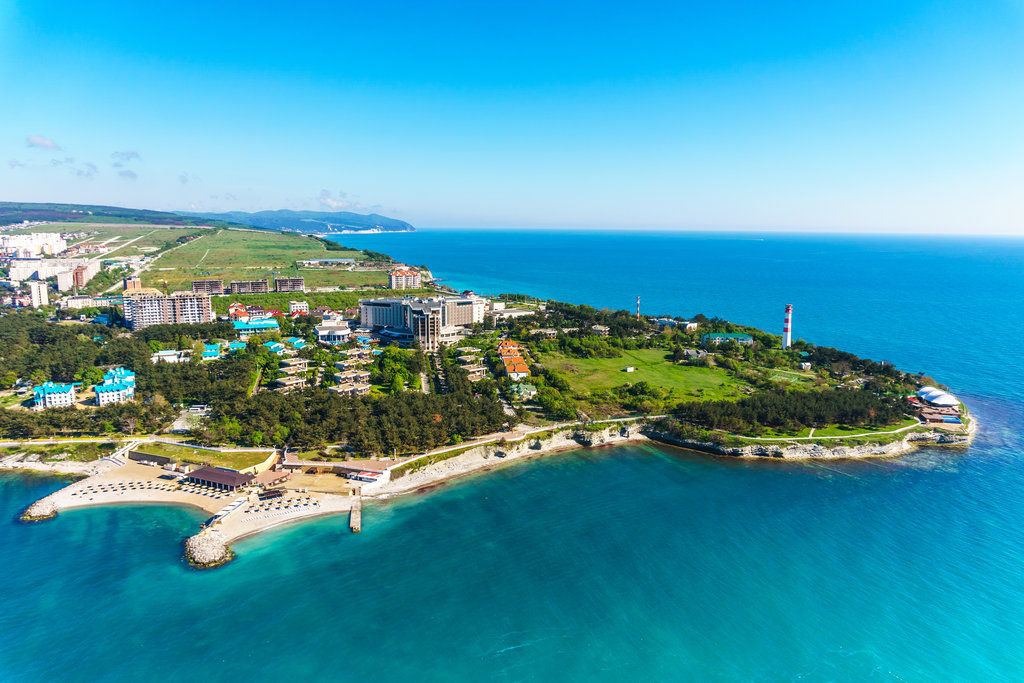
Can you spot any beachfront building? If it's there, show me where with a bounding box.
[122,292,214,330]
[191,278,225,295]
[185,466,254,491]
[289,300,309,314]
[28,281,49,308]
[389,269,422,290]
[274,277,305,292]
[94,367,136,406]
[701,332,754,346]
[233,318,280,339]
[33,382,77,409]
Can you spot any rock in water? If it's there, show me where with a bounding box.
[184,530,233,568]
[20,499,56,522]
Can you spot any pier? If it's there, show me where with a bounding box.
[350,495,362,533]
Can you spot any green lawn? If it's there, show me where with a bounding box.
[539,348,748,400]
[141,229,381,290]
[749,416,921,439]
[135,442,272,469]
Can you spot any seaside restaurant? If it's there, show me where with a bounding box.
[185,466,255,491]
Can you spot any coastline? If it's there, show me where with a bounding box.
[10,415,976,566]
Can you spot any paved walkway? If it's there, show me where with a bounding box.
[729,420,923,442]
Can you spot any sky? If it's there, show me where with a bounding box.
[1,1,1022,233]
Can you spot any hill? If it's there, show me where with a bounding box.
[0,202,249,229]
[179,209,414,234]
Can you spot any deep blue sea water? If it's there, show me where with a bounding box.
[2,230,1023,681]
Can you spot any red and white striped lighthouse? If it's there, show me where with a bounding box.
[782,304,793,349]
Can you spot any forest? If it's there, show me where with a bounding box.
[669,388,906,435]
[0,312,508,454]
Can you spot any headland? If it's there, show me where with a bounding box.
[1,215,976,567]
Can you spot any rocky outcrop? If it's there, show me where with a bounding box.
[19,498,57,522]
[184,530,233,569]
[644,427,972,460]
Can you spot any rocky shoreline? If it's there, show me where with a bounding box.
[645,424,974,460]
[12,417,976,568]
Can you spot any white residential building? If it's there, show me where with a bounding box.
[0,233,67,258]
[94,367,135,406]
[28,281,49,308]
[123,292,213,330]
[289,300,309,314]
[33,382,76,409]
[389,269,422,290]
[315,316,353,344]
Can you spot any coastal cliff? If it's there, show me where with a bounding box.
[375,424,647,497]
[643,425,972,460]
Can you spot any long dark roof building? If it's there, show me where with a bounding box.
[186,466,254,489]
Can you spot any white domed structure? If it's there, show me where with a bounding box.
[918,386,960,406]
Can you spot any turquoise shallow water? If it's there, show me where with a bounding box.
[2,231,1023,680]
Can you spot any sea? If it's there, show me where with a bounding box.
[2,230,1023,681]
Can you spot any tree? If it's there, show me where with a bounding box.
[121,417,138,435]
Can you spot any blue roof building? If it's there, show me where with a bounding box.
[233,318,280,338]
[227,341,247,352]
[95,367,135,406]
[263,341,286,355]
[33,382,78,409]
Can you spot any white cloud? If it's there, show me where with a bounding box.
[118,169,138,180]
[317,189,359,211]
[26,135,60,150]
[111,150,140,162]
[8,159,26,169]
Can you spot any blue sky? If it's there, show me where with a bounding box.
[1,1,1022,233]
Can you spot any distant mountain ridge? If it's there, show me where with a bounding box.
[0,202,413,235]
[0,201,249,229]
[180,209,414,234]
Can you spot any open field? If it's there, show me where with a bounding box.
[134,442,271,469]
[539,348,749,401]
[8,222,209,257]
[139,229,387,290]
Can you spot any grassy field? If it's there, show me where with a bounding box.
[539,348,748,401]
[755,416,921,438]
[9,222,209,257]
[135,442,272,469]
[140,229,387,290]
